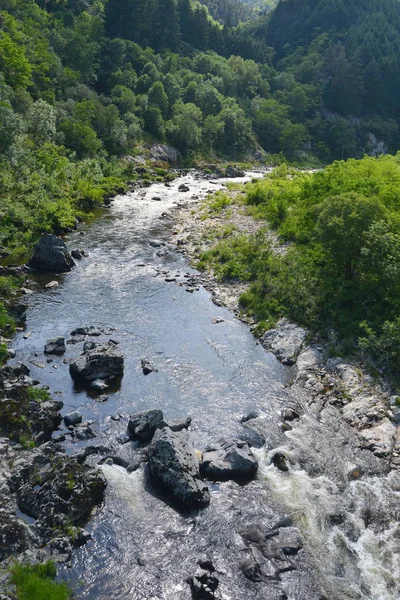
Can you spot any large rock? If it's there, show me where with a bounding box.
[44,337,66,355]
[128,409,163,441]
[27,234,75,273]
[148,428,210,508]
[260,318,307,365]
[150,144,180,165]
[69,343,124,384]
[225,165,245,178]
[200,439,258,481]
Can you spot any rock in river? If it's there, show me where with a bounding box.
[200,439,258,481]
[44,337,66,355]
[148,427,210,508]
[69,343,124,384]
[128,409,163,441]
[27,234,75,273]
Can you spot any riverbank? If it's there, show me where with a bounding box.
[169,176,400,471]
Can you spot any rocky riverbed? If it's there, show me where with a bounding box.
[0,169,399,600]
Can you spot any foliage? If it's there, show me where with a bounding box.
[201,154,400,374]
[10,561,72,600]
[26,386,51,403]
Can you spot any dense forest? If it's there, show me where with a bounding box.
[0,0,399,257]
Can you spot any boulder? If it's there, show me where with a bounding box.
[150,144,180,165]
[71,249,84,260]
[64,411,82,427]
[168,416,192,432]
[178,184,190,192]
[69,343,124,383]
[141,358,158,375]
[44,337,66,355]
[200,439,258,481]
[260,319,307,365]
[90,379,108,392]
[148,427,210,507]
[225,165,245,178]
[27,234,75,273]
[187,566,219,600]
[128,409,163,441]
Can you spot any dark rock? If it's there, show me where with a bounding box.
[281,408,300,421]
[168,417,192,432]
[71,326,102,337]
[225,166,245,178]
[27,234,75,273]
[178,184,190,192]
[0,496,29,560]
[197,554,215,571]
[83,340,97,352]
[271,452,289,472]
[188,567,219,600]
[152,196,162,201]
[240,411,259,423]
[148,428,210,507]
[70,343,124,383]
[200,439,258,481]
[141,358,158,375]
[71,249,84,260]
[64,411,82,427]
[149,240,162,248]
[44,337,66,355]
[128,409,164,441]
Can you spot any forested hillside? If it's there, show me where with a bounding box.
[0,0,398,262]
[198,0,277,25]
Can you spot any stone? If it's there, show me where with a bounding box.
[271,451,289,472]
[64,411,82,427]
[148,427,210,507]
[225,165,245,178]
[71,249,84,260]
[44,337,66,355]
[260,319,307,365]
[200,439,258,481]
[27,234,75,273]
[168,417,192,432]
[128,409,164,441]
[178,184,190,192]
[90,379,108,392]
[141,358,158,375]
[188,567,219,600]
[69,343,124,383]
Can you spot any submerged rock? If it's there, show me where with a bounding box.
[148,427,210,508]
[27,234,75,273]
[200,439,258,481]
[69,343,124,384]
[44,337,66,355]
[128,409,163,441]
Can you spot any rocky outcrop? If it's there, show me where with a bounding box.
[148,427,210,508]
[150,144,180,165]
[69,343,124,384]
[260,319,307,365]
[44,337,66,355]
[27,234,75,273]
[200,439,258,481]
[225,166,245,178]
[128,409,163,441]
[187,556,219,600]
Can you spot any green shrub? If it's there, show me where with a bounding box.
[26,387,51,403]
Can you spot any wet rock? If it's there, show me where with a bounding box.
[44,337,66,355]
[83,340,97,352]
[168,416,192,432]
[281,408,300,421]
[0,391,62,443]
[271,451,289,472]
[148,427,210,507]
[45,280,59,289]
[17,457,107,531]
[27,234,75,273]
[178,184,190,192]
[200,439,258,481]
[70,343,124,383]
[90,379,108,392]
[260,319,307,365]
[225,165,245,178]
[188,566,219,600]
[128,409,164,441]
[64,411,82,427]
[71,249,84,260]
[71,326,102,337]
[149,240,162,248]
[152,196,162,201]
[141,358,158,375]
[0,495,30,560]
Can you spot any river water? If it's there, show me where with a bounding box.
[10,173,400,600]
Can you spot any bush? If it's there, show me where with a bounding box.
[10,561,72,600]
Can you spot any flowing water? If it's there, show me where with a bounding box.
[10,172,400,600]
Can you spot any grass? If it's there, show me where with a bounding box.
[26,386,51,403]
[10,561,72,600]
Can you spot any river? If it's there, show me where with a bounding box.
[10,172,400,600]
